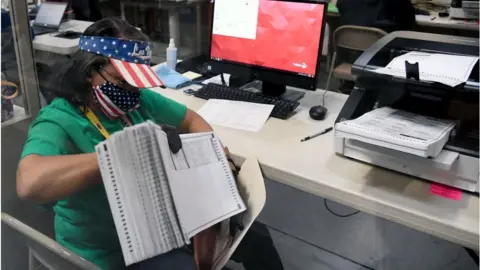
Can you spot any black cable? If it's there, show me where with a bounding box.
[321,88,329,107]
[324,199,360,218]
[220,73,227,86]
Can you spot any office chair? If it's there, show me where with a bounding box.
[325,25,387,91]
[1,213,101,270]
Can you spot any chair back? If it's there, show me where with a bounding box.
[1,213,101,270]
[212,157,267,270]
[333,25,387,52]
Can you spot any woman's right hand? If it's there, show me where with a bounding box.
[16,123,184,203]
[161,125,182,154]
[17,153,102,203]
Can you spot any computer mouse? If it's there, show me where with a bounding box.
[309,105,327,120]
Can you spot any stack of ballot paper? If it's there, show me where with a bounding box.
[96,121,246,266]
[375,51,478,87]
[334,107,455,158]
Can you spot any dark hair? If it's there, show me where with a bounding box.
[51,17,149,107]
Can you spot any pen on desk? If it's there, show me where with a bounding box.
[301,127,333,142]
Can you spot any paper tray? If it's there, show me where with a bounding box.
[334,137,479,192]
[345,139,459,171]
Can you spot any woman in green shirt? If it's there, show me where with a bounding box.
[16,17,210,269]
[17,17,284,270]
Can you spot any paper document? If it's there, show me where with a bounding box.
[96,122,246,266]
[182,71,202,80]
[171,133,220,170]
[335,107,455,157]
[198,99,274,132]
[375,51,478,87]
[202,74,231,86]
[349,107,453,142]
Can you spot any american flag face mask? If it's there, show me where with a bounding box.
[79,36,165,88]
[93,81,140,119]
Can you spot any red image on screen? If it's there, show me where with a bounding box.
[210,1,325,76]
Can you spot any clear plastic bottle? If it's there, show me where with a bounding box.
[166,38,177,70]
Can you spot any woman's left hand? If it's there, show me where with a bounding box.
[223,146,240,177]
[161,125,182,154]
[223,146,230,156]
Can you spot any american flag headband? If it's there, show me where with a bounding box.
[78,36,165,89]
[79,36,152,65]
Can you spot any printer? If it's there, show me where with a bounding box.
[450,0,479,19]
[334,31,479,192]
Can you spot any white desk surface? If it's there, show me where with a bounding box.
[416,12,479,31]
[32,20,93,55]
[149,85,479,250]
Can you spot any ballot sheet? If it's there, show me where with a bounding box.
[96,122,246,266]
[335,107,455,157]
[375,51,478,87]
[349,107,454,143]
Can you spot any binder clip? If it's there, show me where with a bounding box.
[405,61,420,81]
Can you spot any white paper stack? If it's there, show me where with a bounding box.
[96,121,246,266]
[375,51,478,87]
[334,107,455,158]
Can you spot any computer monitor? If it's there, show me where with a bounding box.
[209,0,327,98]
[34,2,67,28]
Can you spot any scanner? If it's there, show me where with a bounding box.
[334,31,479,192]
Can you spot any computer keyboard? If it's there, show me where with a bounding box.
[33,26,57,35]
[194,83,300,119]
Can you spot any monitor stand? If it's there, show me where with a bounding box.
[239,80,305,102]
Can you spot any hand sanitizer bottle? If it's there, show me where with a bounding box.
[166,38,177,70]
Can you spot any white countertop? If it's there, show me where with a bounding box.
[149,85,479,250]
[416,12,479,31]
[32,20,93,55]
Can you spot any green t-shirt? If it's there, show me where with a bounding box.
[21,89,187,270]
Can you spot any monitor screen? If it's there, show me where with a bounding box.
[210,0,325,77]
[34,2,67,27]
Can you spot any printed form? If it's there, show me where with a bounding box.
[171,133,220,170]
[213,0,259,40]
[198,99,274,132]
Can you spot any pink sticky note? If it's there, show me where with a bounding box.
[430,183,462,201]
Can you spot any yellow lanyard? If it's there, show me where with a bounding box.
[83,107,111,139]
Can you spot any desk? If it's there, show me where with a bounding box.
[416,12,479,31]
[149,83,479,250]
[326,2,477,32]
[327,9,477,32]
[32,20,93,55]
